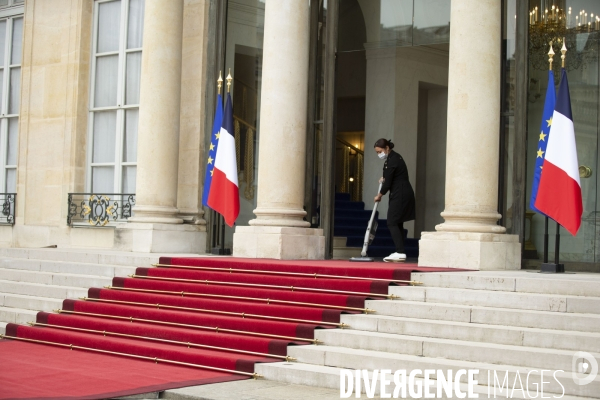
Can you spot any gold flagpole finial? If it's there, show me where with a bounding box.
[226,68,233,93]
[217,71,223,94]
[548,42,555,71]
[561,38,567,68]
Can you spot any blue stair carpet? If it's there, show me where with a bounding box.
[334,193,419,258]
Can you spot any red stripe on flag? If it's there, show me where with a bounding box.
[534,160,583,236]
[207,167,240,227]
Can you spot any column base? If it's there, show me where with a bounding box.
[418,231,521,270]
[249,207,311,228]
[129,205,183,224]
[233,226,325,260]
[116,222,206,253]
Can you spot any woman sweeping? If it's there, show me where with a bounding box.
[373,138,416,262]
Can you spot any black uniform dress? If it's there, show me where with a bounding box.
[380,150,416,253]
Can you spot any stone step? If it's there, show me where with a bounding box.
[0,293,63,313]
[315,329,600,372]
[368,299,600,331]
[0,248,164,267]
[162,379,352,400]
[0,279,88,300]
[332,247,361,260]
[367,300,470,323]
[0,306,38,325]
[256,362,596,399]
[284,345,600,398]
[412,270,600,297]
[391,285,600,314]
[0,257,136,278]
[0,267,113,288]
[333,237,347,247]
[341,314,600,353]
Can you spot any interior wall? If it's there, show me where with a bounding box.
[424,87,447,233]
[415,85,448,238]
[363,45,449,238]
[415,88,428,237]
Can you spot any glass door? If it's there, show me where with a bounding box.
[526,0,600,269]
[206,0,267,252]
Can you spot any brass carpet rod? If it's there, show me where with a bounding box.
[104,286,375,314]
[28,322,295,362]
[128,275,398,299]
[0,334,261,378]
[53,309,322,344]
[152,263,422,286]
[81,297,347,328]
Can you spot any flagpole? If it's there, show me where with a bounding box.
[541,40,568,274]
[542,44,554,265]
[543,216,549,263]
[209,71,232,256]
[551,39,569,271]
[554,222,561,265]
[218,73,226,253]
[221,70,233,255]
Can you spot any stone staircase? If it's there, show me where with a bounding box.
[0,248,184,334]
[255,270,600,399]
[2,250,599,399]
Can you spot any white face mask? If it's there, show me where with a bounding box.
[378,152,387,160]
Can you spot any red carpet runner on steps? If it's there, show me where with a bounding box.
[1,257,458,400]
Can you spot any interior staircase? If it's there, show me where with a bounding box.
[333,192,418,259]
[255,270,600,398]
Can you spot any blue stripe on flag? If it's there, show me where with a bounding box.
[530,70,555,214]
[221,93,234,137]
[202,93,223,208]
[555,68,573,121]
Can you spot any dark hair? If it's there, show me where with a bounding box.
[374,138,394,150]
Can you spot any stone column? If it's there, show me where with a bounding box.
[418,0,520,270]
[120,0,205,253]
[233,0,324,259]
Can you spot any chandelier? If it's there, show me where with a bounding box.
[528,3,599,72]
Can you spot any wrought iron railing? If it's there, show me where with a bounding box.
[0,193,16,225]
[67,193,135,227]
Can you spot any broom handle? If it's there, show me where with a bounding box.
[361,182,383,257]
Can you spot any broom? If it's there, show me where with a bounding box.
[349,182,383,262]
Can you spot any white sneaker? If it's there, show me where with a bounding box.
[383,252,406,262]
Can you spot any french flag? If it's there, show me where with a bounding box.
[201,93,223,208]
[534,68,583,236]
[207,93,240,227]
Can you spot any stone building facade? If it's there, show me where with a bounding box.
[1,0,600,271]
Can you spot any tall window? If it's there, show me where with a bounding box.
[89,0,144,193]
[0,1,24,8]
[0,12,22,193]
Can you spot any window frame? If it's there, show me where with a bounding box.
[0,0,24,15]
[87,0,142,194]
[0,12,22,193]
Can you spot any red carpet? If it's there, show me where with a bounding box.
[0,340,245,400]
[1,257,458,399]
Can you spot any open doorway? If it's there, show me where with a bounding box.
[331,0,450,258]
